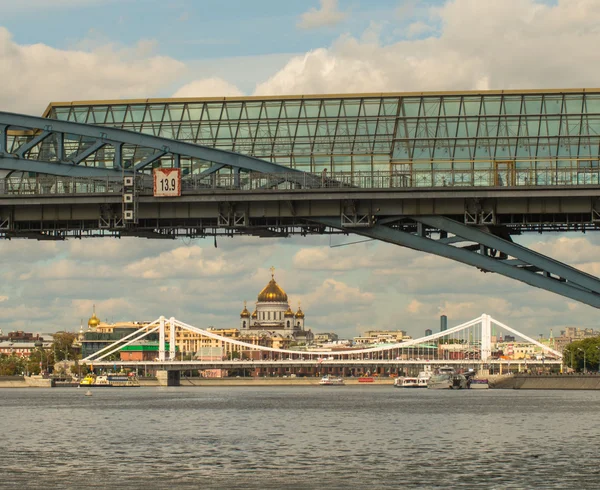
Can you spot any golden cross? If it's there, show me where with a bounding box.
[270,265,275,277]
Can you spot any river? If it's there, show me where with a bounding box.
[0,387,598,489]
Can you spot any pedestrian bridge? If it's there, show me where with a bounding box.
[2,110,600,307]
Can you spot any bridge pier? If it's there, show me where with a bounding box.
[156,370,180,386]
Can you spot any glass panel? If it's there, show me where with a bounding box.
[442,97,461,116]
[382,98,399,116]
[322,100,341,118]
[168,104,184,122]
[225,103,242,120]
[263,102,281,119]
[159,125,175,139]
[463,97,481,116]
[54,108,70,120]
[586,116,600,135]
[502,96,522,115]
[245,102,262,119]
[475,140,493,158]
[216,125,233,139]
[564,96,583,114]
[205,104,223,120]
[188,104,203,120]
[73,108,89,123]
[111,106,126,124]
[402,98,421,117]
[539,116,559,136]
[536,138,555,157]
[585,95,600,114]
[413,140,431,159]
[543,95,562,115]
[483,97,501,115]
[302,101,321,118]
[523,96,542,115]
[363,99,381,117]
[282,101,301,119]
[130,105,146,123]
[392,141,411,159]
[341,100,361,117]
[92,107,108,124]
[515,138,535,157]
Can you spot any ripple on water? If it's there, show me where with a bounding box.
[1,387,599,489]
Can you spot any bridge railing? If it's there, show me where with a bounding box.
[0,167,598,195]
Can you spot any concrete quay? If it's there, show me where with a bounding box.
[491,374,600,390]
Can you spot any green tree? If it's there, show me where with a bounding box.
[563,337,600,372]
[51,332,78,362]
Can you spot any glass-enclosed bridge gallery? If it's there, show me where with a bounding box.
[2,89,600,309]
[35,88,600,187]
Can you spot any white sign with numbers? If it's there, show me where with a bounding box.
[153,168,181,197]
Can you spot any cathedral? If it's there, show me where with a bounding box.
[240,268,313,344]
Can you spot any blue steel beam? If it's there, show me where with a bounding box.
[0,156,125,178]
[0,111,302,176]
[313,216,600,308]
[415,216,600,295]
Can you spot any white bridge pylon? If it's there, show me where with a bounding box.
[83,314,562,363]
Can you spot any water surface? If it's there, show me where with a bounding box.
[1,387,598,489]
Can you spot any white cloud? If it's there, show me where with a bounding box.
[257,0,600,96]
[0,27,185,115]
[405,21,435,38]
[172,77,244,98]
[297,0,348,29]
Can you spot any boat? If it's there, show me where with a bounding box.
[393,377,404,387]
[319,375,344,386]
[427,366,468,389]
[85,390,92,397]
[469,378,489,389]
[79,373,140,387]
[397,377,418,387]
[427,373,468,389]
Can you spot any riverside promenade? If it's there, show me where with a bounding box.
[4,374,600,389]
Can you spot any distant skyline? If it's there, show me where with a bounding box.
[2,0,600,339]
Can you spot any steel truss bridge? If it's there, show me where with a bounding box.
[2,111,600,307]
[84,314,562,373]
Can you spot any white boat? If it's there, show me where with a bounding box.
[401,377,419,388]
[393,377,404,387]
[469,378,489,389]
[319,376,344,386]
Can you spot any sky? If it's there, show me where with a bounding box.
[1,0,599,340]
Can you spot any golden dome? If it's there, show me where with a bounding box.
[295,305,305,319]
[240,301,251,318]
[251,309,257,319]
[87,305,100,328]
[284,307,294,317]
[257,268,288,303]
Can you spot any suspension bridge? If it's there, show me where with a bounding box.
[83,314,562,381]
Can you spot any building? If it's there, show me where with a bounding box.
[41,89,600,183]
[354,329,410,345]
[240,268,313,344]
[314,332,339,345]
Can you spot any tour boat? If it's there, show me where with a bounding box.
[79,373,140,387]
[319,376,344,386]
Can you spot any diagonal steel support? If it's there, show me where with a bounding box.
[71,139,107,165]
[15,130,51,157]
[134,150,167,171]
[313,216,600,308]
[414,216,600,295]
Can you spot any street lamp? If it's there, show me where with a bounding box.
[578,348,586,374]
